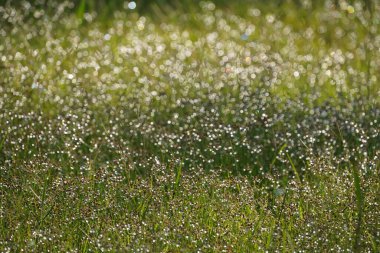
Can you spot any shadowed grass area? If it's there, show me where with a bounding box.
[0,0,379,252]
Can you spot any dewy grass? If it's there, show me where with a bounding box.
[352,165,364,253]
[0,0,380,252]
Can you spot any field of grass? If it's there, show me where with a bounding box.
[1,0,379,252]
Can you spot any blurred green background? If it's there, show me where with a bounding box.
[0,0,375,15]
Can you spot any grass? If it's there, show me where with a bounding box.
[0,0,380,252]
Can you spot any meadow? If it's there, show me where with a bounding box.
[0,0,379,252]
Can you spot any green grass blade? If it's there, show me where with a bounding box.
[76,0,86,21]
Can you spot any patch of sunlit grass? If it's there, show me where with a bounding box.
[0,0,379,252]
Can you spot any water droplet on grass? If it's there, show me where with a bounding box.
[128,1,136,10]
